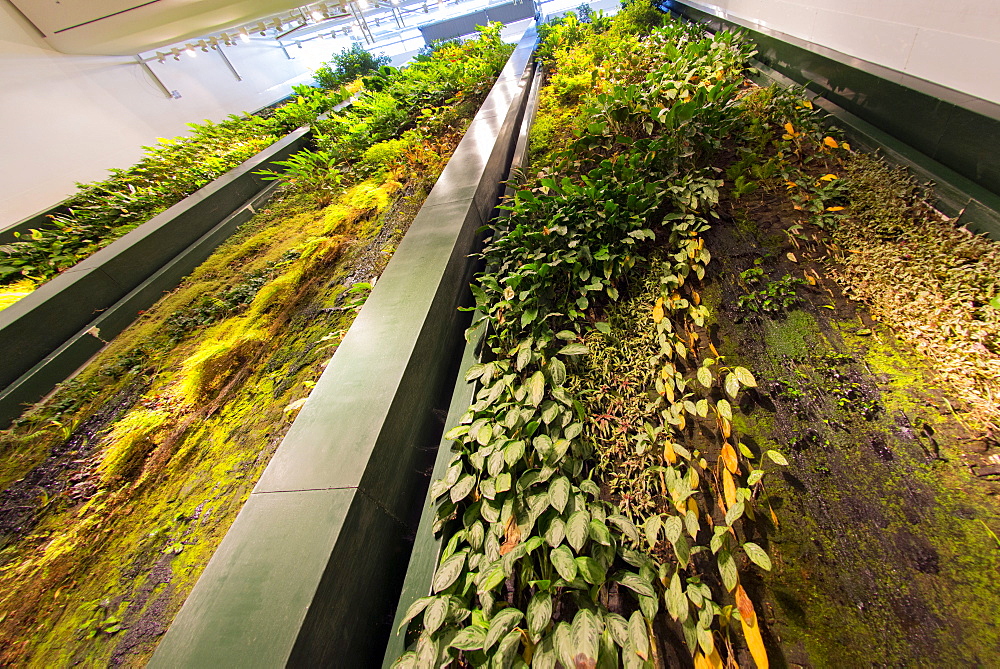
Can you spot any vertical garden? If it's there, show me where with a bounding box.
[0,27,513,665]
[394,3,1000,667]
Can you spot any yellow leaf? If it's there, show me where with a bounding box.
[822,136,839,148]
[677,412,686,431]
[820,173,837,181]
[722,442,738,474]
[821,304,835,309]
[653,297,664,323]
[786,252,797,262]
[804,272,816,285]
[801,99,813,109]
[784,180,797,189]
[740,596,769,669]
[735,585,754,621]
[783,122,795,136]
[769,503,779,526]
[664,440,678,465]
[825,206,845,211]
[723,468,737,508]
[707,646,724,669]
[694,652,711,669]
[687,496,699,519]
[721,416,732,439]
[842,142,851,151]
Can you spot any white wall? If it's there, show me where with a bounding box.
[687,0,1000,105]
[0,1,349,225]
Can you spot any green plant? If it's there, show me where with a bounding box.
[737,262,805,314]
[313,43,390,89]
[256,149,344,204]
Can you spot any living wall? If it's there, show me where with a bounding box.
[0,26,514,666]
[395,3,1000,667]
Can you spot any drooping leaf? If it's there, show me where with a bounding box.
[743,542,773,571]
[549,476,571,513]
[718,548,738,592]
[566,510,590,551]
[424,596,448,635]
[628,610,649,661]
[665,571,687,622]
[765,450,788,466]
[618,572,656,599]
[484,607,524,650]
[550,545,578,582]
[528,370,546,407]
[432,551,466,593]
[570,609,601,669]
[450,625,487,650]
[734,366,757,387]
[527,590,553,639]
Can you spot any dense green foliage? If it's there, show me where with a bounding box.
[313,42,392,90]
[0,28,516,666]
[394,8,792,667]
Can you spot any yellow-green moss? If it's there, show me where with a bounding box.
[97,408,173,483]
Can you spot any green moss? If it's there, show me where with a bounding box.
[97,409,173,483]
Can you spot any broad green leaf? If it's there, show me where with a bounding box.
[553,622,575,669]
[665,571,687,622]
[484,607,523,650]
[725,500,745,527]
[629,611,650,660]
[479,566,505,592]
[662,515,682,544]
[504,440,525,466]
[747,469,764,486]
[717,398,733,421]
[725,372,740,398]
[697,366,712,388]
[495,628,521,666]
[549,476,571,513]
[450,474,475,504]
[618,572,656,599]
[432,551,466,593]
[398,596,433,631]
[558,342,590,356]
[576,556,606,585]
[528,370,545,407]
[444,424,469,441]
[550,545,578,582]
[696,398,709,417]
[566,510,590,551]
[766,449,789,466]
[527,591,553,638]
[544,515,566,548]
[743,542,773,571]
[589,519,613,546]
[476,422,493,446]
[608,514,640,543]
[533,635,557,669]
[570,610,601,667]
[424,597,448,634]
[718,548,738,591]
[673,532,690,567]
[605,612,629,647]
[449,626,487,650]
[734,366,757,387]
[549,357,567,386]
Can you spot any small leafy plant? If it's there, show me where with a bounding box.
[737,262,806,314]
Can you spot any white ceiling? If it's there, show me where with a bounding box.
[10,0,337,54]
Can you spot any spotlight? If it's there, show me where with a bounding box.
[239,28,250,41]
[186,45,197,57]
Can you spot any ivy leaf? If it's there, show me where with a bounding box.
[450,625,487,650]
[528,370,546,407]
[566,510,590,551]
[743,542,773,571]
[485,607,524,650]
[550,545,578,582]
[549,476,571,514]
[528,591,553,639]
[432,551,466,593]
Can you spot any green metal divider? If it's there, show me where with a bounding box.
[148,27,539,668]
